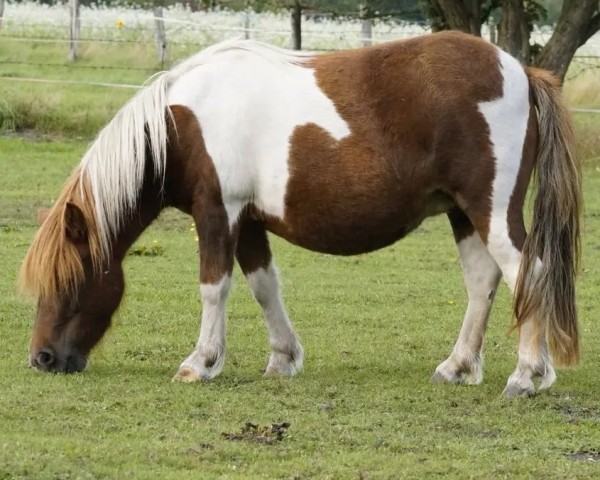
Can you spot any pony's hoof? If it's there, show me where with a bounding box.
[537,367,557,391]
[172,366,202,383]
[502,381,535,399]
[431,362,482,386]
[431,369,455,384]
[264,349,303,377]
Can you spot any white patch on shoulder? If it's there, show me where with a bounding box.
[477,48,530,290]
[167,47,351,228]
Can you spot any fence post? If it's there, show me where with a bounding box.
[291,0,302,50]
[68,0,80,61]
[154,6,168,67]
[489,20,497,44]
[244,9,251,40]
[360,5,372,47]
[0,0,5,29]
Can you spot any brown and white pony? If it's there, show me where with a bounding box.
[20,31,581,398]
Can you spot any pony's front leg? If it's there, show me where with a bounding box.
[173,208,236,382]
[432,211,501,385]
[236,221,303,377]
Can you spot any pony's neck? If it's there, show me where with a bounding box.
[109,172,165,263]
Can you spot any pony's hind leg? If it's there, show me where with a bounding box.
[432,209,501,385]
[173,205,237,382]
[486,207,556,398]
[236,221,303,377]
[473,64,558,397]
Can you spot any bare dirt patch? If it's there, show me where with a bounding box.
[565,450,600,462]
[221,422,291,445]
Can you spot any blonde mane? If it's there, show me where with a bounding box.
[20,39,314,299]
[19,172,103,300]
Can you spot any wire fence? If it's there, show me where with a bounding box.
[0,2,599,113]
[0,5,432,50]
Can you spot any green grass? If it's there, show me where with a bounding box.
[0,40,159,138]
[0,36,211,137]
[1,33,600,478]
[2,129,600,479]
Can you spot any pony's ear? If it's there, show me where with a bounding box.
[64,203,89,250]
[37,208,51,226]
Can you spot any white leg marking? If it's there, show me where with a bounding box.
[503,320,556,398]
[174,275,231,382]
[433,232,501,385]
[478,49,554,397]
[246,262,303,377]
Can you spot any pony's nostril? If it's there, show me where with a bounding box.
[36,349,55,368]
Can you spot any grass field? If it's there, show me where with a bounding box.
[2,128,600,478]
[2,10,600,477]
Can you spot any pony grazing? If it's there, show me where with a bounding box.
[20,31,581,398]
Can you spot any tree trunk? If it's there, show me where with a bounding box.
[291,0,302,50]
[497,0,530,63]
[536,0,600,80]
[433,0,481,36]
[421,0,600,82]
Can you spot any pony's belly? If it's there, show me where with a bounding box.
[265,204,421,255]
[279,222,415,255]
[264,188,454,255]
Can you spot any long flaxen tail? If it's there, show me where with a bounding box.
[513,67,583,366]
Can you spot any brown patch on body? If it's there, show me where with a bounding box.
[235,220,272,275]
[447,208,475,244]
[264,31,503,252]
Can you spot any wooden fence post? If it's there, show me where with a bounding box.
[291,0,302,50]
[360,5,372,47]
[154,6,168,67]
[68,0,80,62]
[489,20,497,44]
[244,9,251,40]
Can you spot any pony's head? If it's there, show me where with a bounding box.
[20,173,124,373]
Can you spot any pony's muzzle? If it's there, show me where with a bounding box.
[30,348,87,374]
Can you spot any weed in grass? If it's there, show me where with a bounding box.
[129,241,166,257]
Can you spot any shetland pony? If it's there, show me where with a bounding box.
[20,31,581,398]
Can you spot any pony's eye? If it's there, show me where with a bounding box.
[64,297,80,319]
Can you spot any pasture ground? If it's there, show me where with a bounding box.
[2,130,600,479]
[2,32,600,480]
